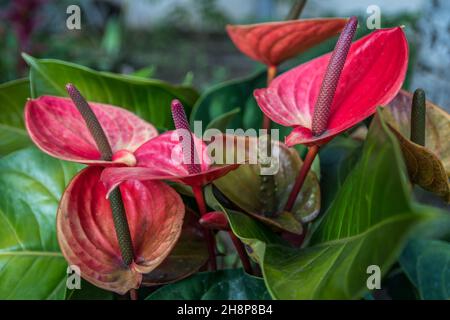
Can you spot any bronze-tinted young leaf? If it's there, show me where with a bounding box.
[385,90,450,176]
[213,135,320,235]
[389,125,449,202]
[142,208,208,286]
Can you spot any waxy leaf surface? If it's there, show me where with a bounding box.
[147,269,270,300]
[0,79,32,155]
[400,239,450,300]
[0,148,82,299]
[260,112,448,299]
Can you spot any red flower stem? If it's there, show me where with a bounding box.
[262,65,277,130]
[129,289,138,300]
[192,186,217,271]
[228,231,253,275]
[284,145,319,212]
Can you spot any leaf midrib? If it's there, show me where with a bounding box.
[0,251,63,257]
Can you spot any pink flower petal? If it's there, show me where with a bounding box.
[57,166,185,294]
[101,164,240,196]
[255,27,408,146]
[25,96,157,165]
[134,131,211,175]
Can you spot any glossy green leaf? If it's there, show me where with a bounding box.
[0,147,82,299]
[142,208,208,286]
[206,107,241,131]
[261,111,450,299]
[190,70,291,140]
[400,239,450,300]
[23,54,199,130]
[318,136,362,213]
[0,79,32,156]
[204,186,285,263]
[146,269,271,300]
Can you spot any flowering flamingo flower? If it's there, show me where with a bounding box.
[100,100,240,194]
[100,100,242,271]
[25,93,185,294]
[254,26,409,146]
[227,18,348,67]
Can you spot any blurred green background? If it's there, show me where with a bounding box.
[0,0,423,90]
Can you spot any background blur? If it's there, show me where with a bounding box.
[0,0,449,109]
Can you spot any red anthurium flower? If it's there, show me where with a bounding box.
[25,91,185,294]
[25,96,158,166]
[101,100,240,194]
[100,99,242,272]
[254,27,409,146]
[58,166,184,294]
[227,18,348,67]
[101,132,239,194]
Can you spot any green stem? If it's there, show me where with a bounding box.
[410,88,426,146]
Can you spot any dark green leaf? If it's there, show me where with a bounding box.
[400,239,450,300]
[146,269,270,300]
[190,71,291,140]
[205,186,285,263]
[261,111,450,299]
[23,54,199,130]
[0,147,82,299]
[0,79,32,156]
[318,136,362,212]
[206,107,241,131]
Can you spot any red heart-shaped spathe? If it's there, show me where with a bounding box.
[254,27,408,146]
[57,166,184,294]
[25,96,157,166]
